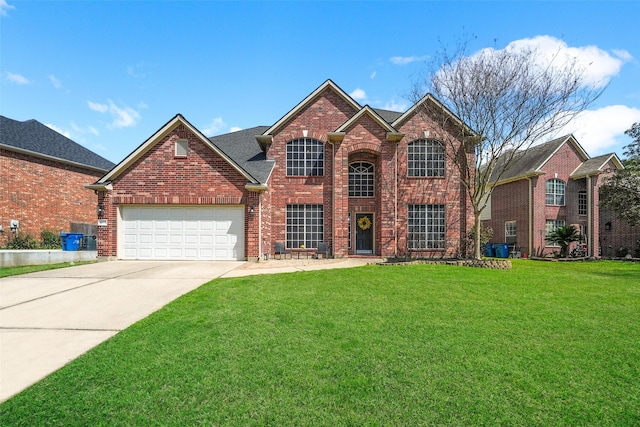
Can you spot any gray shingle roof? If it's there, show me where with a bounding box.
[208,126,274,184]
[571,153,617,178]
[0,115,115,171]
[372,108,403,124]
[489,135,569,183]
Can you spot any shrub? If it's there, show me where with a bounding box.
[40,230,62,249]
[5,233,39,250]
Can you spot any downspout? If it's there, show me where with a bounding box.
[333,142,336,254]
[395,141,398,257]
[527,177,533,257]
[258,194,262,259]
[587,175,592,257]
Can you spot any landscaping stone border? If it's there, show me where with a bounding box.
[379,258,512,270]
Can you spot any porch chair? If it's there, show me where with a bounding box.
[274,242,292,259]
[316,242,331,259]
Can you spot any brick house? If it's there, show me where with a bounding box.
[87,80,475,261]
[1,115,115,246]
[481,134,623,257]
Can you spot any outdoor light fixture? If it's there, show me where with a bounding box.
[97,204,105,217]
[249,206,255,215]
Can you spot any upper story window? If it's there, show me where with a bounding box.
[546,179,565,206]
[349,162,375,197]
[578,190,587,215]
[175,139,188,157]
[286,138,324,176]
[408,139,445,177]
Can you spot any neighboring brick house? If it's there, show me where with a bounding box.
[0,115,115,246]
[87,80,475,261]
[481,134,623,257]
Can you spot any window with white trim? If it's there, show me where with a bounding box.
[175,139,188,157]
[546,179,565,205]
[286,138,324,176]
[349,162,375,197]
[545,219,566,246]
[578,191,587,216]
[505,221,517,239]
[286,204,323,249]
[408,204,446,249]
[408,139,445,177]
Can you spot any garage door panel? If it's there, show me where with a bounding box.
[121,206,244,260]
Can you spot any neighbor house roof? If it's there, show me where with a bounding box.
[0,115,115,172]
[489,134,622,185]
[571,153,624,178]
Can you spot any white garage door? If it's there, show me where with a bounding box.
[120,206,244,260]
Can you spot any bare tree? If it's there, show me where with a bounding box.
[410,39,603,259]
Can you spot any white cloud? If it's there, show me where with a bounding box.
[202,117,227,135]
[552,105,640,155]
[230,126,242,133]
[350,88,367,101]
[390,55,428,66]
[45,123,71,139]
[379,99,408,112]
[370,71,377,79]
[88,101,108,113]
[5,71,29,85]
[88,99,141,128]
[501,36,632,88]
[49,74,62,89]
[0,0,15,16]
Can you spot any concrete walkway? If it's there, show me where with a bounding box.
[0,258,378,402]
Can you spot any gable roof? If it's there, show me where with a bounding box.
[93,114,263,185]
[262,79,362,136]
[391,93,479,140]
[571,153,624,178]
[0,115,115,172]
[335,105,398,133]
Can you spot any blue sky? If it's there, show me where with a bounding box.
[2,0,639,164]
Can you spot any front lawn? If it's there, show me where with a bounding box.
[1,260,638,425]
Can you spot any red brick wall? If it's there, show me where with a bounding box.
[396,112,470,258]
[266,87,471,258]
[98,123,258,259]
[600,207,640,257]
[1,149,104,246]
[266,87,357,255]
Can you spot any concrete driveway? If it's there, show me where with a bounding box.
[0,260,243,402]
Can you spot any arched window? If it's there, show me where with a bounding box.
[349,162,375,197]
[408,139,445,177]
[286,138,324,176]
[546,179,566,205]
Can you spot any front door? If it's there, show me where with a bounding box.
[355,213,374,254]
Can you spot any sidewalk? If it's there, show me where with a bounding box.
[221,257,382,277]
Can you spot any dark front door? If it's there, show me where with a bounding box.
[355,213,374,254]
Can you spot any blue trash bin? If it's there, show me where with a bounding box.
[484,243,495,257]
[495,243,509,258]
[61,233,83,251]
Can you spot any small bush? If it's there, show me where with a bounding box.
[40,230,62,249]
[5,233,39,250]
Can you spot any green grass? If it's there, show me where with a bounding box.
[0,261,93,278]
[1,260,639,426]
